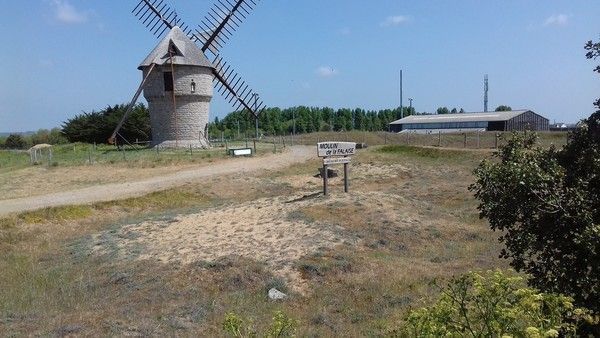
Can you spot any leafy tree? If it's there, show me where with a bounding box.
[470,130,600,313]
[30,128,68,145]
[436,107,450,114]
[4,134,27,149]
[399,270,595,337]
[471,39,600,314]
[495,105,512,112]
[585,38,600,108]
[62,104,150,144]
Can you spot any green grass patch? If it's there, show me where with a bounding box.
[377,144,468,159]
[19,205,94,224]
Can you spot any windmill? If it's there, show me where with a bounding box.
[110,0,265,148]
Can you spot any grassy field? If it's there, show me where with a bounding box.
[0,141,282,174]
[0,140,513,335]
[282,130,568,149]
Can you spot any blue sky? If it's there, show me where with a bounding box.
[1,0,599,132]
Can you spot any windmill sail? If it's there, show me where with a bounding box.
[132,0,265,117]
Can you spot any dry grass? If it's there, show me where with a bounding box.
[282,130,568,149]
[0,142,510,336]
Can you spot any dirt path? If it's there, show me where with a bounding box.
[0,146,313,217]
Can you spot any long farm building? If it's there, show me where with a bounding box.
[389,110,549,133]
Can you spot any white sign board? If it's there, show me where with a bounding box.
[323,157,351,165]
[317,142,356,157]
[232,148,252,156]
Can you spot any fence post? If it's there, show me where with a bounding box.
[323,163,329,196]
[495,133,499,149]
[253,139,257,155]
[463,133,467,148]
[189,144,193,157]
[438,131,442,147]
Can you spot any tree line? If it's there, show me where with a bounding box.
[1,103,514,149]
[0,129,67,150]
[207,106,417,139]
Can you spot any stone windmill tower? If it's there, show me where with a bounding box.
[139,27,213,148]
[109,0,265,149]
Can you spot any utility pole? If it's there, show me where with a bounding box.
[400,70,404,119]
[408,98,413,115]
[484,74,489,112]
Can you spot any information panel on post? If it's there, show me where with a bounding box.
[323,157,351,165]
[317,142,357,157]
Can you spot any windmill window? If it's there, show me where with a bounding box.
[163,72,174,92]
[191,80,196,93]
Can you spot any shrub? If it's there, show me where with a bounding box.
[29,128,68,145]
[399,270,596,337]
[61,103,150,144]
[222,311,297,337]
[4,134,27,149]
[470,126,600,313]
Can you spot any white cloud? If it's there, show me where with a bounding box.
[381,15,410,27]
[544,14,570,27]
[50,0,88,24]
[316,66,339,78]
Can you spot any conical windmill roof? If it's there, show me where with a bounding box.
[138,26,214,70]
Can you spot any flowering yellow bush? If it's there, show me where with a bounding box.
[399,270,595,337]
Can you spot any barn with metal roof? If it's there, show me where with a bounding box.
[389,110,549,133]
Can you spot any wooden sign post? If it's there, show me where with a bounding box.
[317,142,356,196]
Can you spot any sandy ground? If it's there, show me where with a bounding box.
[0,146,313,216]
[86,162,416,293]
[91,195,357,292]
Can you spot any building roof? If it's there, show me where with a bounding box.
[389,110,533,125]
[138,26,214,70]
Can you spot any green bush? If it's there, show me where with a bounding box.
[222,311,297,337]
[470,127,599,312]
[61,103,150,144]
[4,134,27,149]
[470,37,600,316]
[29,128,68,145]
[399,270,596,337]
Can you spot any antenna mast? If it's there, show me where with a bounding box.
[484,74,489,112]
[400,70,403,119]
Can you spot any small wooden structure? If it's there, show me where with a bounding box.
[28,144,53,165]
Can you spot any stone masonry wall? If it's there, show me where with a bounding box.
[143,65,213,147]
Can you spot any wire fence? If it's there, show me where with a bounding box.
[273,131,569,150]
[1,131,568,171]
